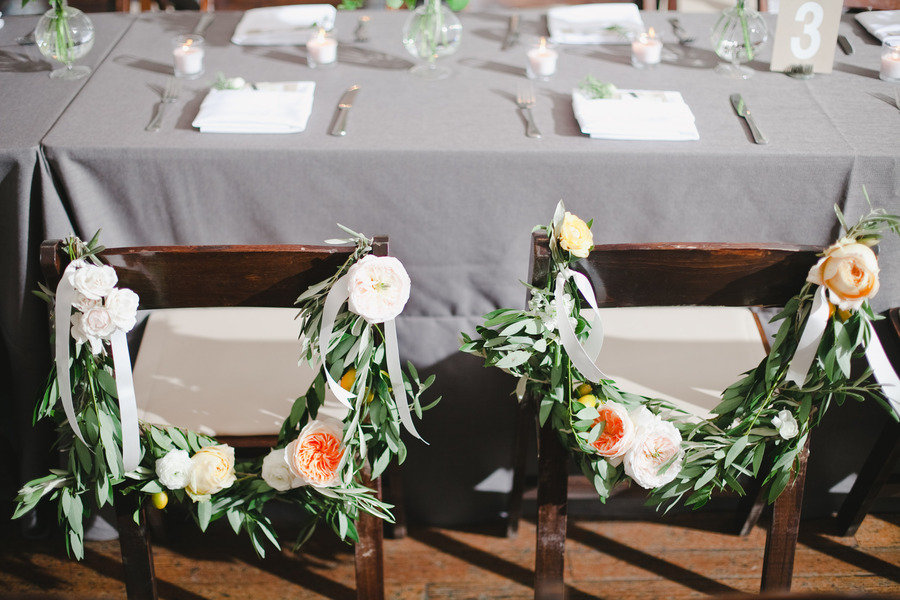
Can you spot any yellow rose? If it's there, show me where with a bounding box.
[185,444,236,502]
[807,241,880,311]
[558,212,593,258]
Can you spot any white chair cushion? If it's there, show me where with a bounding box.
[133,307,346,437]
[592,306,767,419]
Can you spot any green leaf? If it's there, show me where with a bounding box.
[96,369,118,399]
[198,500,212,531]
[725,436,749,467]
[227,509,243,534]
[495,351,532,370]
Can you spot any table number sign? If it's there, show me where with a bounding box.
[769,0,842,74]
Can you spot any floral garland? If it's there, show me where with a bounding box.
[13,227,438,559]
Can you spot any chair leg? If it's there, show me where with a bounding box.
[114,492,158,600]
[534,419,568,600]
[835,418,900,537]
[760,436,810,592]
[355,469,385,600]
[382,464,407,539]
[507,395,532,538]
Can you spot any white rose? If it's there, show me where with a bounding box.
[624,407,683,490]
[71,312,104,355]
[73,292,102,312]
[155,449,193,490]
[185,444,237,502]
[285,417,346,488]
[806,241,880,311]
[69,264,118,300]
[346,255,411,324]
[80,306,117,340]
[261,448,304,491]
[105,288,139,332]
[772,410,799,440]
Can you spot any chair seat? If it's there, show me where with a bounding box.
[592,306,767,419]
[133,307,346,437]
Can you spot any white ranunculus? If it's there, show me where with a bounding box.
[71,312,104,355]
[80,306,117,340]
[155,449,193,490]
[772,410,799,440]
[261,448,304,491]
[624,407,684,490]
[69,264,118,300]
[185,444,237,502]
[346,255,411,324]
[105,288,139,332]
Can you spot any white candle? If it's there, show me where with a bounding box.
[527,37,558,80]
[631,28,662,68]
[307,28,338,68]
[172,35,205,78]
[880,37,900,82]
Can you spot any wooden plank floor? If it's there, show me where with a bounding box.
[1,513,898,599]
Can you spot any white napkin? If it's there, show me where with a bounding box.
[231,5,336,46]
[548,3,644,45]
[855,10,900,42]
[192,81,316,134]
[572,89,700,141]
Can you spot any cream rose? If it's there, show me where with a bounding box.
[69,264,118,300]
[590,401,636,459]
[807,241,880,311]
[558,212,593,259]
[346,255,411,324]
[155,449,193,490]
[105,288,139,332]
[772,410,799,440]
[185,444,236,502]
[71,312,104,355]
[285,418,346,488]
[261,448,304,491]
[623,407,683,490]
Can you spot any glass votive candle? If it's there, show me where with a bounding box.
[880,36,900,82]
[526,37,558,81]
[307,27,338,68]
[172,34,205,79]
[631,27,662,69]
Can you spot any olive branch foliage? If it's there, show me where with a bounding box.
[13,226,438,559]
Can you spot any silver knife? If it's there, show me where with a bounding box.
[837,34,853,56]
[330,85,360,137]
[730,93,768,145]
[501,14,520,50]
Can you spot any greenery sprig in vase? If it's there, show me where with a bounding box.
[26,0,95,80]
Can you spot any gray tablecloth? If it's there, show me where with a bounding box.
[0,12,133,488]
[17,8,900,523]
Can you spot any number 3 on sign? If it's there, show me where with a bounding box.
[770,0,841,74]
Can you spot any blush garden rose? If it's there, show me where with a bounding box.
[69,264,118,300]
[807,240,880,311]
[624,407,684,490]
[558,211,593,258]
[185,444,237,502]
[285,418,346,488]
[346,255,411,324]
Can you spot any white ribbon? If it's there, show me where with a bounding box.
[785,286,830,387]
[864,320,900,417]
[554,269,607,383]
[318,274,355,409]
[55,263,88,447]
[384,318,423,441]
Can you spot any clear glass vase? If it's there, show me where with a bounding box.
[35,3,95,81]
[710,3,767,79]
[402,0,462,81]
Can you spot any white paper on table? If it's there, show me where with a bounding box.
[855,10,900,42]
[572,89,700,141]
[548,3,644,45]
[192,81,316,134]
[231,5,336,45]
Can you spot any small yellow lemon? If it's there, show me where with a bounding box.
[151,491,168,510]
[340,369,357,391]
[837,308,852,322]
[575,383,593,397]
[577,394,598,408]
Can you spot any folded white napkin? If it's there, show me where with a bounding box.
[548,3,644,45]
[192,81,315,134]
[231,5,336,46]
[855,10,900,42]
[572,89,699,141]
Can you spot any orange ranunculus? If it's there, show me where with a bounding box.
[590,402,635,459]
[285,418,346,487]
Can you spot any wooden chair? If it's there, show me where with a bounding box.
[521,236,824,599]
[40,239,388,600]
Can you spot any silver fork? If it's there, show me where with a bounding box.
[895,88,900,111]
[145,77,181,132]
[516,82,542,139]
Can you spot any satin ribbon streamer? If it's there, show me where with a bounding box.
[55,264,141,472]
[554,268,607,383]
[318,275,423,440]
[864,321,900,417]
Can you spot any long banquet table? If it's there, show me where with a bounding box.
[4,7,900,523]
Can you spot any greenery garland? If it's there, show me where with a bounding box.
[13,227,438,559]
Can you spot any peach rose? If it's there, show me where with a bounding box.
[558,212,593,258]
[590,402,636,459]
[185,444,236,502]
[285,418,346,488]
[807,241,880,311]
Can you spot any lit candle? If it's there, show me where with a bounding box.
[306,27,338,69]
[172,34,205,79]
[527,37,558,81]
[631,27,662,69]
[880,36,900,82]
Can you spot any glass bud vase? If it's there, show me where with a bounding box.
[35,3,95,81]
[402,0,462,81]
[710,2,767,79]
